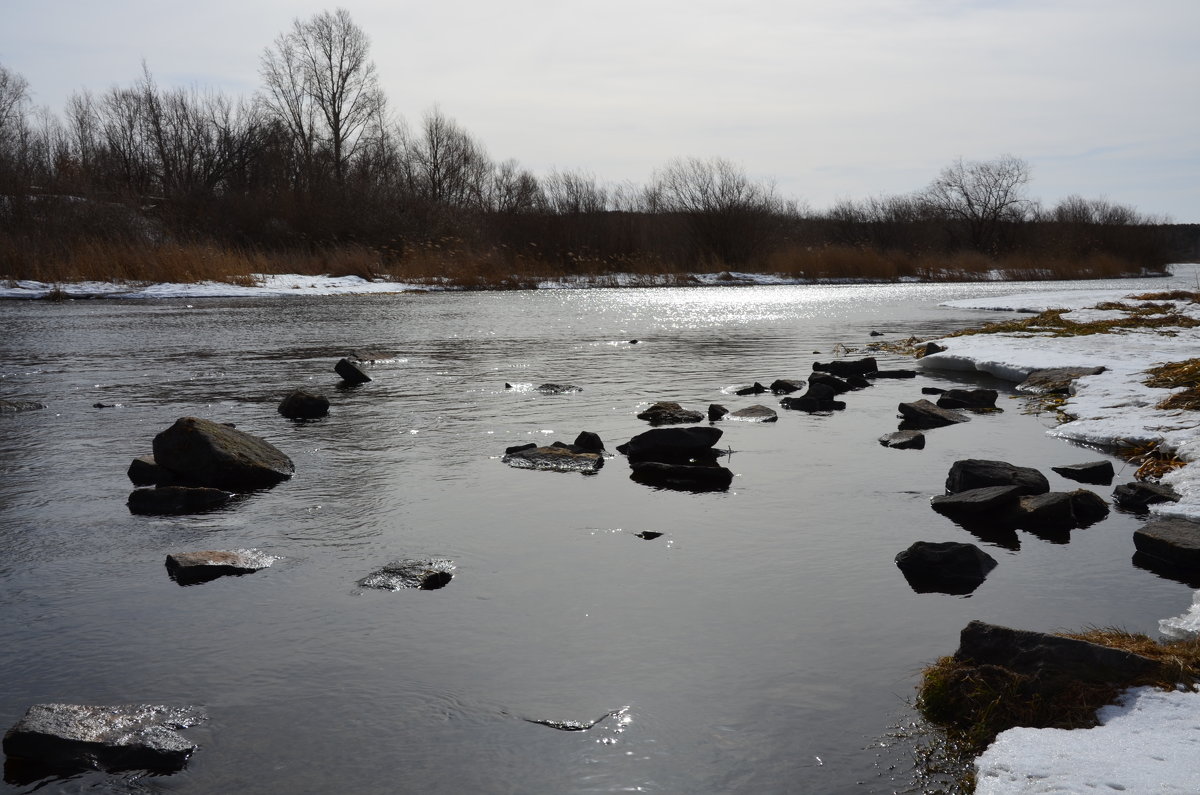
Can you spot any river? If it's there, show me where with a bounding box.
[0,273,1194,793]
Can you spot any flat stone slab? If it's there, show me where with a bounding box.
[502,446,603,473]
[166,549,275,585]
[898,399,969,429]
[879,430,925,449]
[931,485,1024,520]
[1114,481,1180,512]
[1133,519,1200,571]
[953,621,1158,682]
[1016,367,1105,395]
[813,357,877,377]
[946,459,1049,495]
[3,703,205,774]
[726,405,778,422]
[1051,460,1115,485]
[359,558,455,590]
[630,460,733,491]
[936,388,998,409]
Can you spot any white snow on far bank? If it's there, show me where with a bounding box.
[974,687,1200,793]
[923,272,1200,522]
[0,274,432,299]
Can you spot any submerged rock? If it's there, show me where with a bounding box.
[0,399,45,413]
[334,357,371,384]
[734,382,768,396]
[895,541,997,595]
[278,389,330,419]
[898,399,969,429]
[945,459,1049,496]
[151,417,294,491]
[524,707,628,732]
[358,558,455,590]
[535,383,582,394]
[165,549,275,585]
[1051,461,1115,486]
[879,430,925,450]
[127,486,231,515]
[2,703,205,774]
[636,401,704,425]
[727,404,778,422]
[502,445,604,473]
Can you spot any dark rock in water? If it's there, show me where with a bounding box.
[1113,481,1180,513]
[278,389,330,419]
[535,383,582,394]
[931,485,1023,521]
[936,388,998,410]
[799,382,836,401]
[0,399,45,413]
[769,378,806,394]
[1016,366,1105,395]
[359,558,455,590]
[727,405,778,422]
[845,374,872,390]
[708,403,729,421]
[1133,518,1200,571]
[895,541,997,595]
[734,382,768,396]
[127,486,231,515]
[813,357,877,377]
[953,620,1158,682]
[572,431,605,453]
[166,549,274,585]
[635,531,663,540]
[504,442,537,455]
[618,427,723,464]
[93,402,116,408]
[897,399,969,429]
[636,401,704,425]
[630,460,733,491]
[779,396,846,413]
[503,446,603,473]
[152,417,293,491]
[868,369,917,379]
[946,459,1049,495]
[924,342,947,356]
[879,430,925,450]
[335,357,371,384]
[1051,461,1115,486]
[629,339,639,344]
[870,330,884,337]
[504,383,513,389]
[128,455,175,486]
[2,703,205,774]
[808,372,852,394]
[921,387,946,395]
[1013,492,1077,531]
[1069,489,1110,525]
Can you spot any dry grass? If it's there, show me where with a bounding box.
[1117,439,1188,480]
[1130,290,1200,303]
[918,628,1200,754]
[947,307,1200,339]
[1145,359,1200,412]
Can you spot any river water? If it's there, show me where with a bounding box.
[0,273,1194,793]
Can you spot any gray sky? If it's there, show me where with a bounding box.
[3,0,1198,221]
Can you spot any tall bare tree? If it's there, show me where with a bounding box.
[260,8,384,187]
[922,155,1032,252]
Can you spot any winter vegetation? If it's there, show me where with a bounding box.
[0,9,1193,288]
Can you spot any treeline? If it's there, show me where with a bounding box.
[0,9,1185,285]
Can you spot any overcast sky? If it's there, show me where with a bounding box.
[3,0,1197,221]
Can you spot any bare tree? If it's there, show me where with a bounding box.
[402,107,491,209]
[260,8,385,187]
[540,169,608,214]
[488,159,541,213]
[921,155,1032,252]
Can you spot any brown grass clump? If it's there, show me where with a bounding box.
[1145,359,1200,412]
[1117,439,1188,481]
[917,629,1200,753]
[947,308,1200,339]
[1129,290,1200,303]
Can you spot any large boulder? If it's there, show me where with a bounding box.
[358,558,455,590]
[945,459,1049,495]
[895,541,997,594]
[127,486,232,515]
[813,357,877,377]
[502,445,603,473]
[935,388,998,410]
[278,389,329,419]
[1133,519,1200,571]
[630,460,734,491]
[1113,481,1180,512]
[953,621,1158,682]
[334,357,371,384]
[1051,460,1115,485]
[616,426,723,462]
[636,401,704,425]
[151,417,294,491]
[1016,367,1105,395]
[898,399,969,429]
[2,703,205,774]
[166,549,274,585]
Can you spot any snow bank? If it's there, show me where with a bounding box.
[0,274,430,299]
[974,687,1200,793]
[924,277,1200,523]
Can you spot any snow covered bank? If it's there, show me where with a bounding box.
[0,274,431,299]
[974,687,1200,793]
[923,272,1200,523]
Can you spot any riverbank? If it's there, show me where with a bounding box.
[918,271,1200,791]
